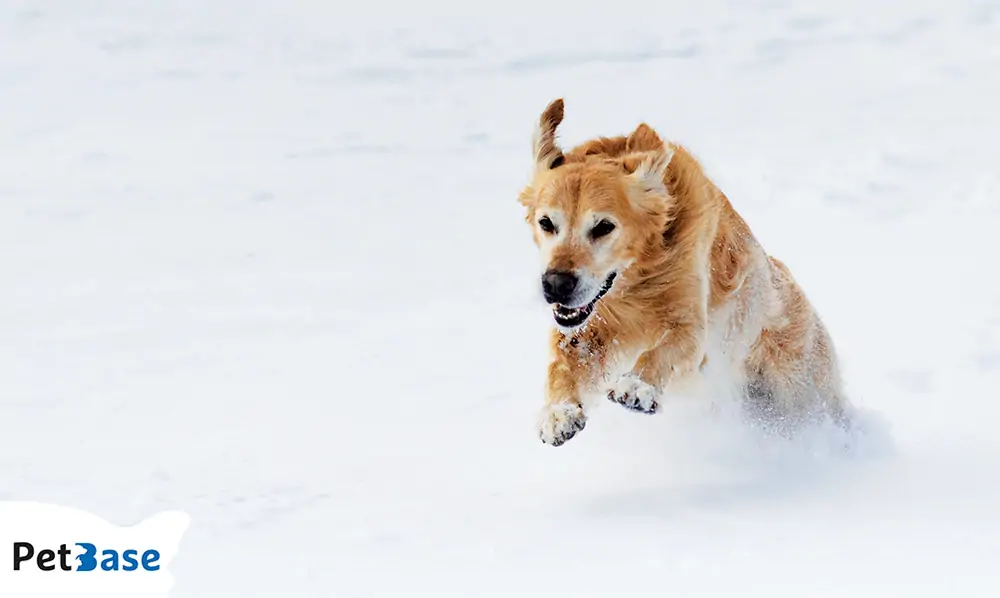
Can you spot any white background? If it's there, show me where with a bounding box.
[1,1,999,596]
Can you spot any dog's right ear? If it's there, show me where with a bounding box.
[532,98,566,170]
[626,123,664,153]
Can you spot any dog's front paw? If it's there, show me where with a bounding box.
[537,402,587,447]
[607,375,660,414]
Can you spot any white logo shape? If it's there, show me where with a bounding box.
[0,501,189,598]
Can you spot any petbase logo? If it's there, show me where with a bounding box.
[13,541,163,572]
[0,502,189,598]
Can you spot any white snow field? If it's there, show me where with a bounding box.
[2,1,999,596]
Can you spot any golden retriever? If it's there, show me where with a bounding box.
[518,99,849,446]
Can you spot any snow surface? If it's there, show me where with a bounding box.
[2,1,999,596]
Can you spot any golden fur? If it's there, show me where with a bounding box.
[519,99,848,446]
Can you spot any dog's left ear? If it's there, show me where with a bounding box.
[623,147,674,195]
[532,98,566,170]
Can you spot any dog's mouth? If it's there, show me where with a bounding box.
[552,272,617,328]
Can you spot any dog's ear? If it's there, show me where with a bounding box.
[626,123,664,153]
[622,147,674,195]
[532,98,565,170]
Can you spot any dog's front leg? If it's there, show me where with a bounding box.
[657,320,708,386]
[607,350,665,414]
[608,320,707,415]
[537,335,597,447]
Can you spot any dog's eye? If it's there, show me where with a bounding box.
[590,219,616,239]
[538,216,556,234]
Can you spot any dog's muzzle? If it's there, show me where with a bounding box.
[549,272,617,328]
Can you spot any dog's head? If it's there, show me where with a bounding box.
[518,99,675,330]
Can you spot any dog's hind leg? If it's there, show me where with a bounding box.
[810,319,852,429]
[742,363,852,438]
[740,372,787,434]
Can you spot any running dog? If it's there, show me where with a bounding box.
[518,99,848,446]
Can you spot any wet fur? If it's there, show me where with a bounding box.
[520,99,849,446]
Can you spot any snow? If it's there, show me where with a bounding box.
[1,1,999,596]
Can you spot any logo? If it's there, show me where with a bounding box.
[13,541,163,572]
[0,502,189,598]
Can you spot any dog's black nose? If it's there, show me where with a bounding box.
[542,270,578,304]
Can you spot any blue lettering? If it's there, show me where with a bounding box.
[75,543,97,572]
[122,549,139,572]
[70,544,160,572]
[141,549,161,571]
[100,549,119,571]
